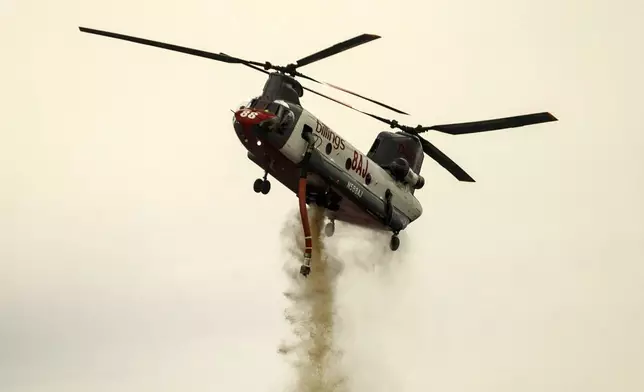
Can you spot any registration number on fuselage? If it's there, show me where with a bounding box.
[346,181,363,198]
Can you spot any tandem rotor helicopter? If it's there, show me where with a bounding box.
[79,27,558,276]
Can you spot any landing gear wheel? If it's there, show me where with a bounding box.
[260,179,271,194]
[324,222,335,237]
[390,234,400,251]
[253,178,271,194]
[253,179,263,193]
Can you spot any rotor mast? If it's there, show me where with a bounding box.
[260,73,304,104]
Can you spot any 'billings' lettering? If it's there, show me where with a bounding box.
[315,120,346,150]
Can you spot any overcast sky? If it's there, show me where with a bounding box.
[2,0,643,391]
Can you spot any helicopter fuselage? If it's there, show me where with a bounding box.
[231,98,423,232]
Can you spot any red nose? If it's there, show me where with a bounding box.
[235,108,276,127]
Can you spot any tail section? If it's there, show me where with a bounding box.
[367,131,425,192]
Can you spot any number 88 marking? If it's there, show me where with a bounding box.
[239,109,259,119]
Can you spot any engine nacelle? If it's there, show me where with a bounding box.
[389,157,425,189]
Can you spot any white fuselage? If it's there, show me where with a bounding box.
[278,104,423,223]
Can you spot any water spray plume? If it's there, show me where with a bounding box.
[279,206,346,392]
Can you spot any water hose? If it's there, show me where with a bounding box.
[298,176,312,277]
[298,133,315,277]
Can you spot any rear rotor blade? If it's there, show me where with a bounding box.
[421,112,558,135]
[418,137,475,182]
[78,27,266,67]
[294,34,380,68]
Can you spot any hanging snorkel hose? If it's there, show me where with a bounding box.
[298,128,315,277]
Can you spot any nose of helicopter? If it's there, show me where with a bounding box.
[234,107,277,128]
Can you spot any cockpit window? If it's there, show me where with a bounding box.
[247,98,268,110]
[266,102,282,114]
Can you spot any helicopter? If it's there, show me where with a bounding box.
[78,27,558,276]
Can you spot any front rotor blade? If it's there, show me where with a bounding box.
[221,52,271,76]
[226,58,392,122]
[325,82,409,115]
[423,112,558,135]
[419,137,475,182]
[302,86,360,111]
[295,73,408,115]
[79,27,265,67]
[224,54,404,127]
[290,33,408,115]
[303,86,395,124]
[295,34,380,68]
[300,88,411,131]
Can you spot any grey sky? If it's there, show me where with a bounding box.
[2,0,643,391]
